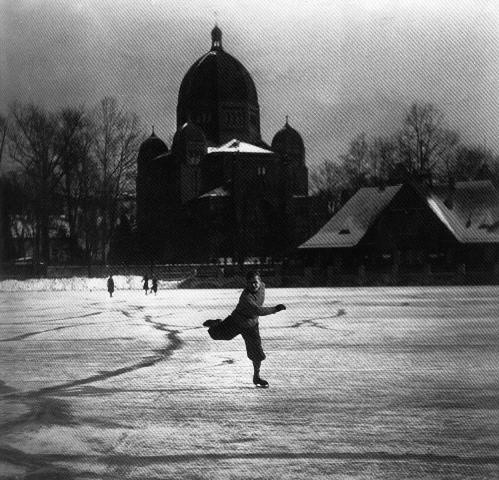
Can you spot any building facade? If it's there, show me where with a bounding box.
[299,180,499,284]
[136,27,316,262]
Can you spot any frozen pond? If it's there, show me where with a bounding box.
[0,286,498,479]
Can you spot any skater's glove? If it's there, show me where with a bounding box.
[275,304,286,312]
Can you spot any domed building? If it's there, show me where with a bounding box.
[136,27,316,262]
[177,26,262,146]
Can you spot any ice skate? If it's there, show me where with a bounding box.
[253,376,269,388]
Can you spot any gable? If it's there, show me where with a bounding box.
[299,185,402,249]
[299,180,499,250]
[425,181,499,244]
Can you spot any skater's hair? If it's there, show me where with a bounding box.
[246,270,261,280]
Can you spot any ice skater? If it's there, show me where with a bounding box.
[142,275,149,295]
[151,277,158,295]
[203,270,286,388]
[107,275,114,297]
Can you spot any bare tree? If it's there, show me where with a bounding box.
[397,103,459,177]
[368,136,399,184]
[0,114,7,166]
[449,145,497,182]
[310,159,349,214]
[91,97,143,263]
[8,103,61,265]
[0,114,8,264]
[339,133,370,190]
[55,106,96,263]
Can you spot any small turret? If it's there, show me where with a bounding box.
[271,116,305,164]
[137,127,168,164]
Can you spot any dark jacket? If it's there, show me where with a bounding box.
[107,277,114,292]
[230,281,276,329]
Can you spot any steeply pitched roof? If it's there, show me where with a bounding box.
[299,180,499,249]
[207,139,274,155]
[300,185,402,248]
[426,181,499,243]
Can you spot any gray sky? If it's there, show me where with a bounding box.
[1,0,498,171]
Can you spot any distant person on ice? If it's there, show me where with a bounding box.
[203,271,286,388]
[143,276,149,295]
[151,277,158,295]
[107,275,114,297]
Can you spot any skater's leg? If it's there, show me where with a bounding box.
[252,359,268,387]
[241,326,268,387]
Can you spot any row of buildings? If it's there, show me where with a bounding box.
[134,25,499,281]
[4,25,499,284]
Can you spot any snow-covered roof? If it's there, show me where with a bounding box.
[198,186,231,199]
[300,180,499,249]
[207,139,274,155]
[300,185,402,249]
[426,181,499,243]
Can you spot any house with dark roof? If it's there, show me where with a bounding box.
[299,180,499,285]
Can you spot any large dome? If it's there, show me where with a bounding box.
[176,27,261,145]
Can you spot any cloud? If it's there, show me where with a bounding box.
[1,0,498,171]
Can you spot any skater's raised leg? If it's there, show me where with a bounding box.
[203,319,221,328]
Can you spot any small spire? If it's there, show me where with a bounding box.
[285,115,289,126]
[211,24,222,50]
[151,125,155,136]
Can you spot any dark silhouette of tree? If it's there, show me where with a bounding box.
[8,103,60,265]
[397,103,459,177]
[91,97,143,263]
[55,107,95,263]
[310,159,349,215]
[1,172,32,261]
[368,136,399,185]
[0,114,8,264]
[0,114,7,165]
[339,133,370,190]
[108,213,133,264]
[451,145,496,181]
[311,102,495,217]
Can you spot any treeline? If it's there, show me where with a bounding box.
[1,100,498,266]
[311,103,499,213]
[0,97,144,266]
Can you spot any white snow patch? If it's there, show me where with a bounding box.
[0,275,182,292]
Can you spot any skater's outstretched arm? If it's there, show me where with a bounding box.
[234,287,286,318]
[235,297,277,317]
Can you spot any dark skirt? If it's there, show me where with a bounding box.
[208,316,265,361]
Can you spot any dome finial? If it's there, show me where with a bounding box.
[211,23,222,50]
[151,125,155,135]
[285,115,289,126]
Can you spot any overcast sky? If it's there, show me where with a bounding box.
[1,0,498,171]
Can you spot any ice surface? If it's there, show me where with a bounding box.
[0,286,498,479]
